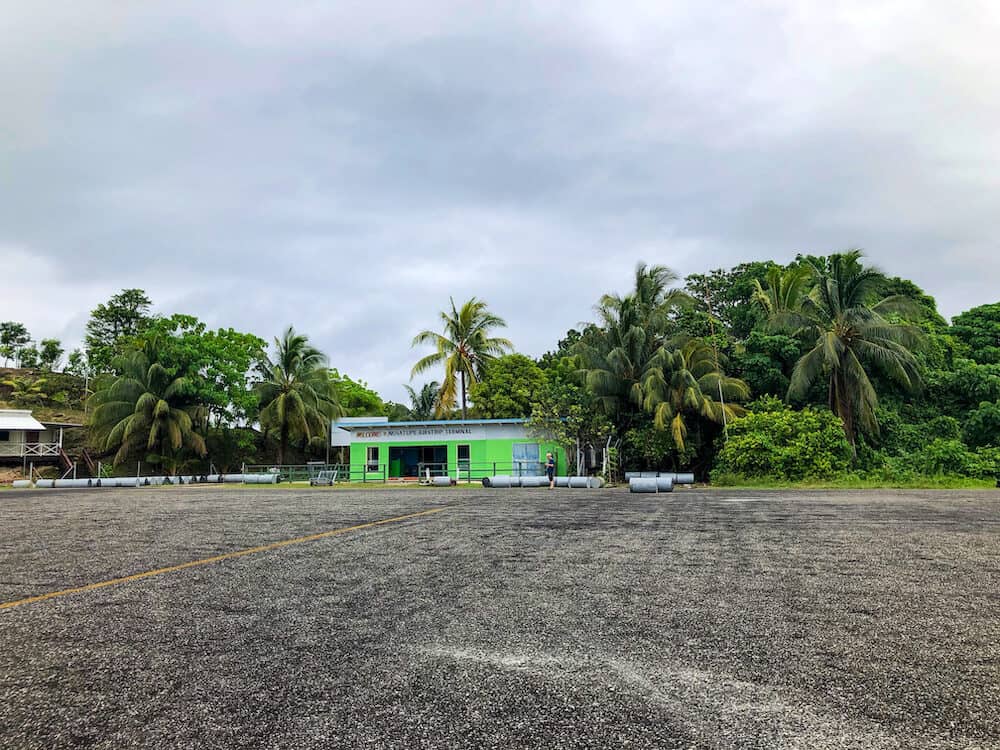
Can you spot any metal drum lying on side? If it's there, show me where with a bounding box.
[629,477,659,493]
[242,473,279,484]
[52,479,96,489]
[12,480,33,489]
[671,473,695,485]
[34,479,55,488]
[655,476,674,492]
[431,476,452,487]
[555,476,570,487]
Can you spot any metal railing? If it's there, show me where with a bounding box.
[243,460,555,484]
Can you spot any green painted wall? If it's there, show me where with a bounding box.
[349,438,567,479]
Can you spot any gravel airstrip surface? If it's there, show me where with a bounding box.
[0,486,998,749]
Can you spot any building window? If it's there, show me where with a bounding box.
[366,446,380,472]
[0,431,9,442]
[457,444,470,474]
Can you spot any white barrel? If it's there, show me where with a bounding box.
[588,476,605,489]
[655,476,674,492]
[555,476,570,487]
[222,474,245,483]
[624,472,640,480]
[430,476,452,487]
[629,477,659,493]
[248,473,279,484]
[672,473,695,485]
[489,475,513,488]
[520,476,544,488]
[52,479,94,489]
[34,479,55,488]
[103,477,137,487]
[12,480,33,489]
[640,471,658,478]
[568,476,590,488]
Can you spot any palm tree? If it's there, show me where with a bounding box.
[762,251,923,453]
[411,298,513,419]
[404,381,440,420]
[576,262,693,427]
[256,327,341,465]
[88,343,206,471]
[640,338,749,451]
[752,264,812,323]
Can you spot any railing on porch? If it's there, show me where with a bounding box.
[0,442,61,458]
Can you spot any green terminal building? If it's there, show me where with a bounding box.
[330,417,567,481]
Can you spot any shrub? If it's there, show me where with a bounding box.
[711,406,852,481]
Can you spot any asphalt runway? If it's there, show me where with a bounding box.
[1,487,998,749]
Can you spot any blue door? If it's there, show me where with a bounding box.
[512,443,539,476]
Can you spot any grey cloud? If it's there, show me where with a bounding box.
[1,1,999,401]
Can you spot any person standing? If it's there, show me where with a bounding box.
[545,451,556,489]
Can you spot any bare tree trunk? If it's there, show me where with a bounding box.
[278,424,287,466]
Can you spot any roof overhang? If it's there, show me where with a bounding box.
[0,409,47,431]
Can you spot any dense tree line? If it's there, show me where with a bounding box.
[4,252,999,482]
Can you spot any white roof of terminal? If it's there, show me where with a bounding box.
[0,409,47,431]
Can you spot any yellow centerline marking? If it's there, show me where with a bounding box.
[0,507,448,611]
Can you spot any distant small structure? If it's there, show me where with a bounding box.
[0,409,82,470]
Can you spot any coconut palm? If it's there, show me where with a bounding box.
[640,338,749,450]
[576,263,693,427]
[764,251,923,453]
[411,298,513,419]
[752,264,812,323]
[404,381,440,421]
[88,343,206,470]
[255,327,341,465]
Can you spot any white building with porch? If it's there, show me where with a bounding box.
[0,409,74,463]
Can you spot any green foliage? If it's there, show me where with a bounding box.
[623,422,696,471]
[88,343,207,471]
[685,261,776,340]
[404,381,440,420]
[767,251,924,452]
[256,327,340,465]
[85,289,153,373]
[963,401,1000,448]
[909,439,1000,479]
[330,369,386,416]
[470,354,548,418]
[527,364,612,475]
[1,375,47,406]
[0,321,30,367]
[712,405,853,481]
[732,331,802,398]
[951,303,1000,364]
[926,359,1000,416]
[137,314,266,425]
[411,297,513,418]
[641,338,749,451]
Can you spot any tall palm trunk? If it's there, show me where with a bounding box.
[830,369,857,458]
[278,423,288,466]
[460,370,467,420]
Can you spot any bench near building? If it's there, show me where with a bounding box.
[330,417,567,481]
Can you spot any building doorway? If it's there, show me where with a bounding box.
[388,445,447,478]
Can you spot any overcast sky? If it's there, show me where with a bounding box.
[2,1,999,401]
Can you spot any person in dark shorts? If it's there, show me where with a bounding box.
[545,451,555,489]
